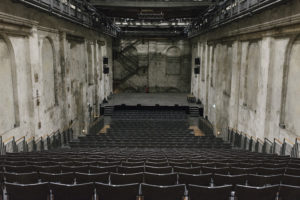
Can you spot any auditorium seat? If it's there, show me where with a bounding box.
[5,182,50,200]
[173,166,201,174]
[144,172,177,185]
[5,165,34,173]
[178,173,212,186]
[145,161,169,167]
[75,172,109,184]
[145,166,173,174]
[246,174,282,186]
[201,167,230,175]
[35,165,61,173]
[39,172,75,184]
[282,175,300,186]
[122,161,145,167]
[285,168,300,176]
[110,172,144,184]
[61,165,89,173]
[4,172,39,184]
[235,185,279,200]
[96,182,140,200]
[118,166,145,174]
[50,182,94,200]
[188,184,232,200]
[141,183,185,200]
[89,165,117,173]
[213,174,246,190]
[279,184,300,200]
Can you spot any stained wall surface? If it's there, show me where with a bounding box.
[190,0,300,142]
[0,0,113,147]
[113,39,191,93]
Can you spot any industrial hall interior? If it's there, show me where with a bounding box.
[1,0,300,199]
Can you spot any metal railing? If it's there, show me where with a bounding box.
[186,0,287,37]
[15,0,120,37]
[227,127,300,157]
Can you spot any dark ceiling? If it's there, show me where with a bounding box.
[90,0,214,36]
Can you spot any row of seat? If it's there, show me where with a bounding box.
[1,165,300,176]
[4,182,300,200]
[2,171,300,187]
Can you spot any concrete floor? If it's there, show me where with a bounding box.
[107,93,199,107]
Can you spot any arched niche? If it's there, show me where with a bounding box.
[166,46,181,75]
[0,33,19,133]
[244,41,260,110]
[280,35,300,134]
[41,37,57,109]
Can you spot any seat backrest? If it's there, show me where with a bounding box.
[145,161,169,167]
[285,168,300,176]
[75,172,109,184]
[235,184,279,200]
[144,172,177,185]
[4,172,39,184]
[169,162,191,168]
[145,166,173,174]
[35,165,61,173]
[117,166,145,174]
[95,182,140,200]
[6,182,49,200]
[256,167,285,175]
[188,184,232,200]
[246,174,282,186]
[39,172,75,184]
[5,165,34,173]
[173,166,201,175]
[279,184,300,200]
[122,161,145,167]
[178,173,212,186]
[61,165,89,173]
[141,183,185,200]
[89,165,117,173]
[213,174,246,189]
[110,172,144,184]
[50,182,94,200]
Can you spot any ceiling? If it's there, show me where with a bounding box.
[90,0,214,37]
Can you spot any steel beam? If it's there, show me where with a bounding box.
[91,0,213,8]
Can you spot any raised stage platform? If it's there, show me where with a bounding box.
[106,93,201,107]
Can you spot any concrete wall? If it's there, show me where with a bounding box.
[191,0,300,142]
[114,38,191,93]
[0,0,113,148]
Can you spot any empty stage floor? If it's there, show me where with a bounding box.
[107,93,201,107]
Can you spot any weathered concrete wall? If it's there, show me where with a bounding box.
[0,0,113,147]
[191,0,300,142]
[114,39,191,93]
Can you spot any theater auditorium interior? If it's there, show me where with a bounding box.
[0,0,300,199]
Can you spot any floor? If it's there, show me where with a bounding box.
[107,93,201,107]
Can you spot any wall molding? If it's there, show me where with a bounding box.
[0,11,38,36]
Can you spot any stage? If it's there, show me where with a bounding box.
[107,93,201,107]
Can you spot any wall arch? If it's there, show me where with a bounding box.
[166,46,181,75]
[280,35,300,133]
[0,33,19,134]
[244,41,260,110]
[41,36,57,109]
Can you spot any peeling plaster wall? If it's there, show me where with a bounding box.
[191,0,300,142]
[0,0,113,147]
[114,39,191,93]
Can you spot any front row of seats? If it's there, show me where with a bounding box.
[5,182,300,200]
